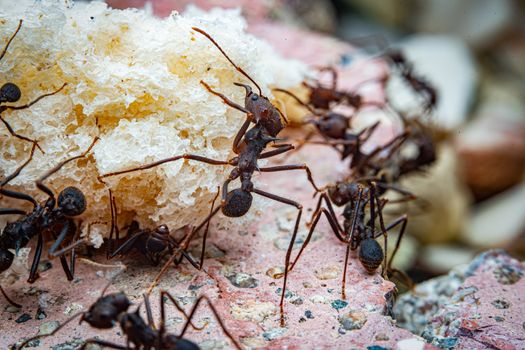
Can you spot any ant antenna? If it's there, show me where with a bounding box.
[192,27,263,96]
[0,20,22,62]
[273,88,317,115]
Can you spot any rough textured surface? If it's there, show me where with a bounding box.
[394,250,525,350]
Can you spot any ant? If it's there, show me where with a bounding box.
[283,179,408,303]
[18,287,243,349]
[105,189,198,268]
[386,50,438,115]
[1,20,67,153]
[0,137,99,308]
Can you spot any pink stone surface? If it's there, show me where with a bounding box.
[1,3,417,349]
[395,250,525,350]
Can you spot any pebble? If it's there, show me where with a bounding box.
[240,336,266,349]
[309,295,328,304]
[15,313,32,323]
[51,337,85,350]
[305,310,314,319]
[64,303,83,315]
[375,333,390,341]
[35,307,47,320]
[396,338,426,350]
[230,301,277,323]
[39,321,60,335]
[314,265,340,280]
[266,266,284,279]
[491,299,510,309]
[338,310,367,330]
[199,339,230,350]
[331,299,348,310]
[37,260,53,273]
[227,273,259,288]
[367,346,389,350]
[262,328,287,341]
[12,338,40,348]
[6,305,20,313]
[493,265,523,285]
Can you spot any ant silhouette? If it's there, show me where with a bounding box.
[0,137,99,308]
[18,284,243,349]
[1,20,67,153]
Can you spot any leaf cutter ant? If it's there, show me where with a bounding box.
[0,136,99,305]
[1,20,67,153]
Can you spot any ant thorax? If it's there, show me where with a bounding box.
[245,93,284,137]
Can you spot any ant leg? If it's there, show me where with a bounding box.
[68,221,82,276]
[251,188,302,327]
[0,208,26,215]
[36,136,99,199]
[99,153,230,179]
[0,285,21,308]
[159,291,206,333]
[179,295,243,350]
[108,231,147,259]
[79,340,127,350]
[232,116,253,154]
[16,312,85,350]
[1,143,36,186]
[197,189,220,270]
[0,19,22,61]
[259,164,320,192]
[0,188,37,207]
[289,207,345,272]
[142,293,155,328]
[272,88,316,114]
[307,192,342,233]
[3,83,67,112]
[0,115,44,153]
[27,233,44,283]
[258,144,294,159]
[316,66,338,90]
[48,220,79,280]
[375,182,416,202]
[200,80,250,114]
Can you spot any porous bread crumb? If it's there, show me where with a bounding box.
[0,1,307,247]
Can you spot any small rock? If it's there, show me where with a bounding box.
[262,328,287,341]
[266,266,284,279]
[64,303,83,315]
[240,336,266,349]
[39,321,60,335]
[230,301,277,323]
[37,260,53,273]
[375,333,390,341]
[491,299,510,309]
[226,273,259,288]
[396,338,426,350]
[199,339,229,350]
[305,310,314,319]
[35,307,47,320]
[331,299,348,311]
[314,265,340,280]
[367,346,389,350]
[338,310,367,330]
[494,316,505,322]
[493,264,523,285]
[6,305,20,313]
[290,296,303,305]
[11,338,40,348]
[309,295,328,304]
[15,313,32,323]
[51,337,84,350]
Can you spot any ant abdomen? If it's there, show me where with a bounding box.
[0,82,21,103]
[358,238,384,274]
[0,249,15,272]
[221,189,252,217]
[164,336,200,350]
[58,186,86,217]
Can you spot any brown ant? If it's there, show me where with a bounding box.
[0,137,99,308]
[18,288,243,349]
[283,180,408,303]
[1,20,67,153]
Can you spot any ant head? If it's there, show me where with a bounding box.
[0,249,14,272]
[328,181,361,207]
[358,238,383,274]
[58,186,87,217]
[222,188,252,218]
[164,336,200,350]
[0,83,21,103]
[156,224,169,236]
[83,293,131,329]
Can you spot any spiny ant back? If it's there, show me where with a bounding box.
[358,238,384,274]
[0,82,21,103]
[58,186,86,217]
[222,189,253,217]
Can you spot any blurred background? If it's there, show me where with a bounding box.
[102,0,525,281]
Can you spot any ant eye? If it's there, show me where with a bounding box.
[250,94,259,101]
[0,83,21,103]
[58,186,87,216]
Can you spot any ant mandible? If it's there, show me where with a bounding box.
[1,20,67,153]
[0,137,99,307]
[18,287,243,349]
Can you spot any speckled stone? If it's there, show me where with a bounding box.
[394,250,525,350]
